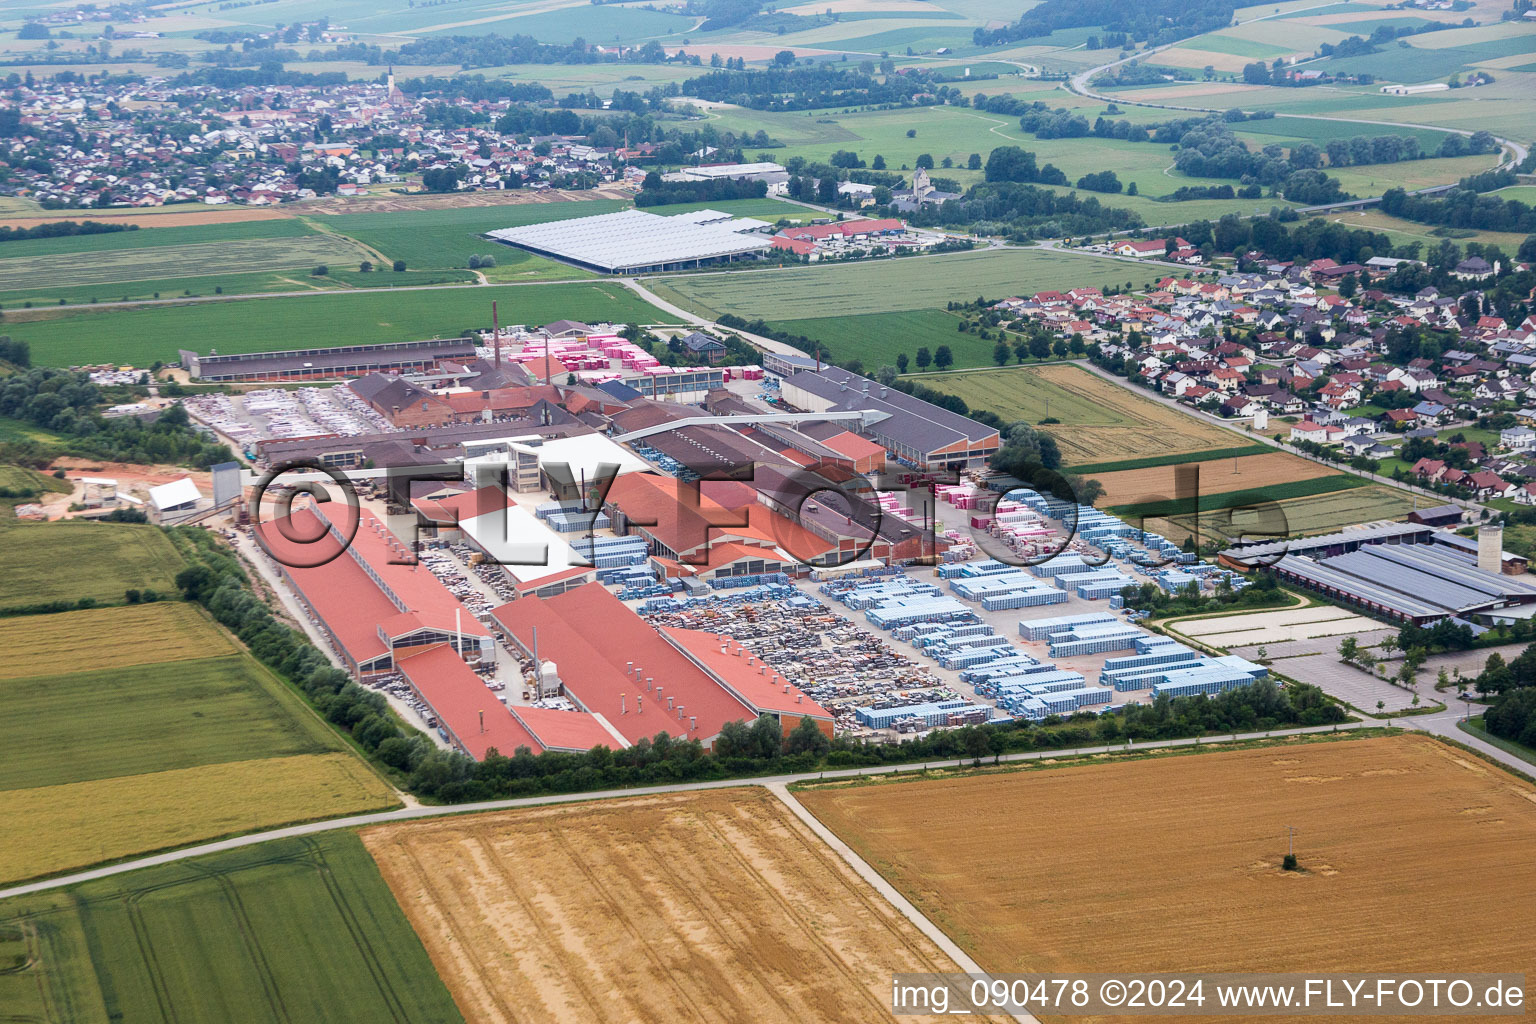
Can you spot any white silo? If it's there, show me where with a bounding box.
[1478,524,1503,575]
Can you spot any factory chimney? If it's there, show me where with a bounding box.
[1479,524,1504,575]
[492,301,501,369]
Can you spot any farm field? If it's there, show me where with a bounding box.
[1321,206,1534,252]
[0,218,316,260]
[0,520,182,609]
[0,833,464,1024]
[1111,474,1368,519]
[320,199,626,269]
[0,602,397,883]
[1159,484,1417,546]
[0,601,238,679]
[9,281,668,367]
[0,235,371,292]
[648,249,1141,322]
[1090,451,1342,507]
[0,753,396,885]
[774,309,990,368]
[796,734,1536,999]
[0,462,71,499]
[0,267,482,307]
[915,363,1247,465]
[363,788,994,1024]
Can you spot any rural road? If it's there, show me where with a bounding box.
[0,721,1372,902]
[767,782,1040,1024]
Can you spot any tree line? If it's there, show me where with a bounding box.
[634,174,768,207]
[1380,181,1536,236]
[0,220,136,244]
[680,65,969,112]
[900,178,1144,240]
[975,0,1233,48]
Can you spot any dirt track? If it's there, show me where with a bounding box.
[363,788,999,1024]
[798,735,1536,1024]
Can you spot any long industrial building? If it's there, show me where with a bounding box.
[486,208,773,274]
[1257,527,1536,625]
[494,582,834,749]
[779,366,1000,470]
[180,339,477,382]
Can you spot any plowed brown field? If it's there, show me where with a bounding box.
[798,736,1536,1024]
[1091,451,1339,506]
[363,788,998,1024]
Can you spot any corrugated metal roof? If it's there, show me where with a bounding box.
[487,209,771,272]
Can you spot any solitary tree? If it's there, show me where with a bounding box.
[933,345,953,370]
[1338,636,1359,664]
[993,341,1010,366]
[896,352,909,373]
[915,346,932,370]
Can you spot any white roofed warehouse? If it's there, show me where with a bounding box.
[484,209,773,274]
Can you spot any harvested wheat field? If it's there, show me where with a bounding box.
[1091,451,1338,506]
[798,736,1536,1023]
[364,788,1000,1024]
[0,602,236,679]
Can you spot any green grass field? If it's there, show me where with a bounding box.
[0,833,464,1024]
[649,249,1139,321]
[0,521,183,609]
[0,267,481,307]
[0,415,63,443]
[772,308,992,368]
[0,653,345,791]
[1112,474,1369,518]
[1068,445,1276,475]
[0,463,71,498]
[915,361,1119,423]
[11,281,668,366]
[0,601,399,883]
[0,235,371,292]
[321,199,626,269]
[1164,483,1416,544]
[0,219,314,261]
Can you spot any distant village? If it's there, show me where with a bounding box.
[995,244,1536,505]
[0,70,663,207]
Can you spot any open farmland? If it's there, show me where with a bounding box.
[0,603,397,883]
[0,601,237,678]
[0,520,182,609]
[775,309,989,368]
[9,281,667,367]
[0,219,372,292]
[363,788,997,1024]
[0,236,370,292]
[1090,451,1342,507]
[0,834,464,1024]
[322,199,625,270]
[797,734,1536,1016]
[917,363,1246,465]
[0,754,395,885]
[1159,484,1416,546]
[646,249,1139,321]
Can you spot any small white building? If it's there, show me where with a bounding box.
[148,476,204,523]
